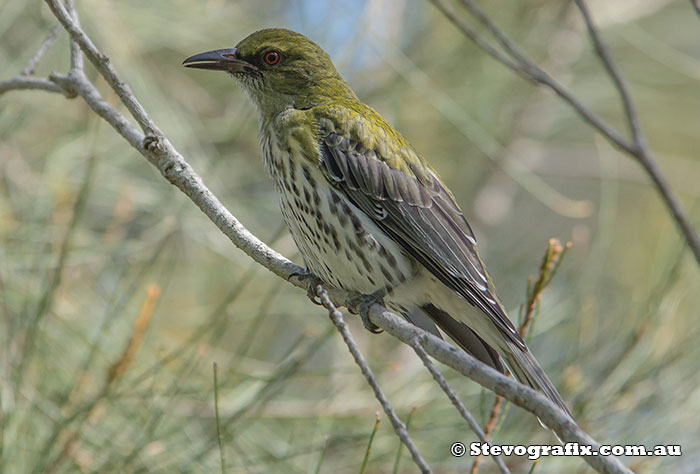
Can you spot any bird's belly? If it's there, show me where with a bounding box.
[272,155,415,294]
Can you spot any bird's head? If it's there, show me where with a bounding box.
[183,28,356,117]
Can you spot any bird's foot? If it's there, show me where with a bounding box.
[288,269,324,306]
[347,291,385,334]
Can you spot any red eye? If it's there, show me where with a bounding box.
[263,51,281,65]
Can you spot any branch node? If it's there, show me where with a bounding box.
[96,51,110,64]
[48,72,78,98]
[410,334,427,349]
[143,134,166,155]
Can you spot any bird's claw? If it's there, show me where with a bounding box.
[289,270,324,306]
[347,292,384,334]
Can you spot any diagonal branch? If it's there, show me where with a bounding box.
[1,2,635,473]
[429,0,700,268]
[22,24,62,76]
[573,0,700,273]
[472,239,570,474]
[410,338,511,474]
[0,21,71,97]
[374,308,632,474]
[45,0,156,135]
[573,0,700,270]
[428,0,633,153]
[315,286,431,474]
[64,0,84,71]
[573,0,642,146]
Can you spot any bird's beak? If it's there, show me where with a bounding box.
[182,48,256,73]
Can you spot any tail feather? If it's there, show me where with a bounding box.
[419,304,572,419]
[502,340,573,419]
[421,304,503,374]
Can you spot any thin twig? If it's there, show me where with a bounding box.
[313,436,329,474]
[43,284,160,474]
[573,0,642,145]
[0,76,71,96]
[46,0,157,135]
[314,285,432,474]
[429,0,700,267]
[64,0,84,72]
[470,396,504,474]
[521,239,570,337]
[213,362,226,474]
[428,0,633,153]
[42,0,299,283]
[473,239,570,474]
[528,459,540,474]
[391,408,415,474]
[22,24,62,76]
[410,337,510,474]
[424,0,520,71]
[360,412,381,474]
[573,0,700,268]
[0,19,69,97]
[373,308,632,474]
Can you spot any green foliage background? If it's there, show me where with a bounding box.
[1,0,700,472]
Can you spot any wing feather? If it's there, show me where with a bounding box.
[319,131,524,350]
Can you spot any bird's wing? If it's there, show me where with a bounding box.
[315,112,525,351]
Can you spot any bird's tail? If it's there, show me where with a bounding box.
[501,339,573,419]
[420,303,572,420]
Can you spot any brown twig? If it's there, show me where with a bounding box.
[469,397,505,474]
[367,305,631,474]
[471,239,570,474]
[45,284,160,474]
[107,284,160,382]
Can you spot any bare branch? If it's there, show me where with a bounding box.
[473,239,570,474]
[22,24,62,76]
[573,0,700,269]
[373,309,632,474]
[428,0,700,269]
[64,0,84,71]
[0,22,70,98]
[471,396,504,474]
[410,338,511,474]
[0,76,71,96]
[46,0,156,135]
[574,0,641,148]
[423,0,520,71]
[212,362,226,474]
[48,63,300,283]
[428,0,633,154]
[314,286,431,474]
[634,146,700,263]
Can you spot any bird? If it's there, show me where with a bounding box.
[183,28,572,418]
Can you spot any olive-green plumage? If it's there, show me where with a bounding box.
[184,28,572,418]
